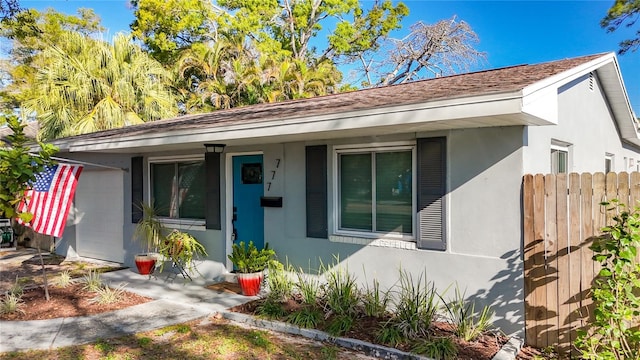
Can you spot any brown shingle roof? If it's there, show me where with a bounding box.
[58,53,607,142]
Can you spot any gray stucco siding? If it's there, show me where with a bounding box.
[266,128,526,335]
[525,72,640,174]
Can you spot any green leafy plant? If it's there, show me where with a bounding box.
[264,262,294,302]
[0,292,25,315]
[90,283,128,305]
[412,337,458,360]
[8,275,24,297]
[575,200,640,359]
[286,306,323,328]
[390,269,440,339]
[376,325,405,347]
[133,201,167,254]
[442,285,494,341]
[256,298,287,319]
[82,269,103,292]
[325,313,355,337]
[0,114,57,222]
[362,278,391,318]
[228,241,276,273]
[295,269,321,305]
[320,265,360,317]
[158,229,208,274]
[54,270,75,288]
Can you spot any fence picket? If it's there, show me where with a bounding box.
[523,175,538,346]
[532,174,547,348]
[544,174,559,348]
[568,173,581,353]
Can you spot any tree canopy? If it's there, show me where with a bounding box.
[602,0,640,54]
[2,1,487,139]
[23,32,178,140]
[0,114,57,222]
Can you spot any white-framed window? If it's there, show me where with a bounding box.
[334,143,415,239]
[605,153,614,173]
[148,156,206,222]
[550,141,570,174]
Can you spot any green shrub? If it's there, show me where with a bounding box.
[575,200,640,359]
[376,324,405,346]
[0,292,25,315]
[54,270,75,288]
[362,278,391,318]
[321,266,360,317]
[391,269,439,339]
[8,276,24,297]
[287,306,323,328]
[325,313,355,336]
[89,283,127,304]
[295,270,321,305]
[256,298,287,319]
[264,262,293,303]
[412,337,458,360]
[443,285,494,341]
[82,269,103,292]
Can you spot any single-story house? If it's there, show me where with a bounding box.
[46,52,639,335]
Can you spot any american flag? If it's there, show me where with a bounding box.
[17,164,83,237]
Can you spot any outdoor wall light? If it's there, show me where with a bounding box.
[204,143,226,153]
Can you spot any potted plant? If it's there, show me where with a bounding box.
[132,202,166,275]
[228,241,276,296]
[158,229,208,277]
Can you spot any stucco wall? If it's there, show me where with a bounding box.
[524,72,640,174]
[262,128,526,335]
[57,127,527,334]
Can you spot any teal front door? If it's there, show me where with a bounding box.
[232,155,264,249]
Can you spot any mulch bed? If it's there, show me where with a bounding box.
[0,283,152,321]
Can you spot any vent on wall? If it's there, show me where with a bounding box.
[589,72,594,91]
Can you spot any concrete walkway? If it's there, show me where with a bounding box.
[0,268,254,353]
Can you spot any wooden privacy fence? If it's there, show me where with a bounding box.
[523,171,640,356]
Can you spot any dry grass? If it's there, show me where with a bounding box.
[0,316,375,360]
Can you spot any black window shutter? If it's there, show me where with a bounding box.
[205,152,222,230]
[306,145,328,238]
[417,137,447,250]
[131,156,143,223]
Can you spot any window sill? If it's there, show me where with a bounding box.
[329,235,416,250]
[159,219,206,232]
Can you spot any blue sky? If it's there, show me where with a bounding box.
[21,0,640,115]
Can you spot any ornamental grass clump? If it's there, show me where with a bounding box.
[89,283,128,305]
[0,277,25,315]
[442,285,494,342]
[82,269,103,292]
[54,270,75,288]
[362,278,391,318]
[575,200,640,360]
[387,269,439,340]
[320,264,361,336]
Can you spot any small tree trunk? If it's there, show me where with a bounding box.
[37,247,50,301]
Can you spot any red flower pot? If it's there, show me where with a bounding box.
[135,254,156,275]
[236,272,263,296]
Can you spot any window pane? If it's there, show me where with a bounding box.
[376,151,412,234]
[557,151,567,173]
[178,161,205,219]
[152,163,175,217]
[551,149,568,174]
[340,153,372,231]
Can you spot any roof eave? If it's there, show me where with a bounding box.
[62,91,549,153]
